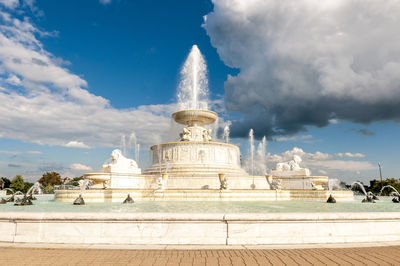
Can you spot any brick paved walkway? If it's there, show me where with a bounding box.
[1,246,400,265]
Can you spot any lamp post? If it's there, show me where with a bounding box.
[378,163,383,182]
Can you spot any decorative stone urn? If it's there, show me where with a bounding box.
[218,173,228,190]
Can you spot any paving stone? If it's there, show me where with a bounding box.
[1,246,400,266]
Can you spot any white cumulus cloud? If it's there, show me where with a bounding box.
[99,0,112,5]
[63,141,90,149]
[318,169,328,175]
[310,160,373,172]
[0,0,19,9]
[275,135,313,142]
[70,163,93,171]
[335,152,365,158]
[266,147,374,175]
[5,74,21,85]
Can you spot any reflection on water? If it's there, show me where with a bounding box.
[0,195,399,213]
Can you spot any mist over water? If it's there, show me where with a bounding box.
[223,122,231,143]
[243,129,268,175]
[119,133,140,162]
[328,179,341,191]
[120,135,126,156]
[256,136,267,174]
[128,133,137,159]
[177,45,209,110]
[249,129,254,175]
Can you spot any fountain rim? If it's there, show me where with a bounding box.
[149,141,240,149]
[172,109,218,126]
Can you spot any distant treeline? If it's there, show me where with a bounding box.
[348,178,400,195]
[1,172,83,194]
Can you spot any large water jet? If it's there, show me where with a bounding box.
[177,45,209,110]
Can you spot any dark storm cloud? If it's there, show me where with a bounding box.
[204,0,400,138]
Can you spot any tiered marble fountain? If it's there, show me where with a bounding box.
[55,45,353,202]
[7,46,400,248]
[143,109,252,189]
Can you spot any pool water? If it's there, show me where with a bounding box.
[0,195,399,213]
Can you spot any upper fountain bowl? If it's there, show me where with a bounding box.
[172,109,218,126]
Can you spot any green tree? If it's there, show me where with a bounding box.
[1,177,11,188]
[39,172,62,187]
[370,178,400,195]
[23,182,34,194]
[44,184,54,194]
[70,176,83,187]
[10,175,25,192]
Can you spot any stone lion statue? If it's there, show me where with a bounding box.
[102,149,141,174]
[275,155,302,171]
[272,155,310,177]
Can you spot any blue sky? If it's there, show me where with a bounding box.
[37,0,231,108]
[0,0,399,183]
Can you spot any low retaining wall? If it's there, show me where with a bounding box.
[1,212,400,245]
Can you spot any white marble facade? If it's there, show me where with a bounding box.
[145,141,242,175]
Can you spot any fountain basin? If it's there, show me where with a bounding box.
[172,109,218,126]
[3,195,398,246]
[54,189,354,202]
[1,210,400,245]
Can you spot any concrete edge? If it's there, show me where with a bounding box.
[0,241,400,250]
[1,211,400,221]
